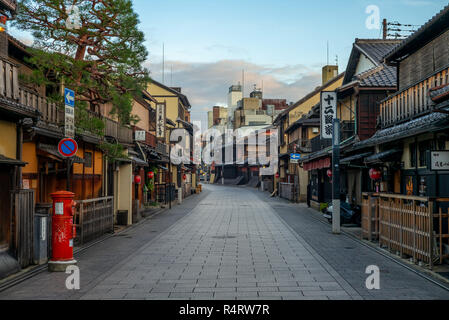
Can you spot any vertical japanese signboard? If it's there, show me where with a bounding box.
[64,88,75,138]
[321,91,337,140]
[156,103,166,140]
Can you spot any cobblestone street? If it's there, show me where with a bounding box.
[1,185,449,300]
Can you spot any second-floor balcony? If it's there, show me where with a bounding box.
[0,0,17,14]
[379,66,449,129]
[288,139,312,154]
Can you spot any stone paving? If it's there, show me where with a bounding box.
[1,184,449,300]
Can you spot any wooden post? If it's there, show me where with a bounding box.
[429,200,434,269]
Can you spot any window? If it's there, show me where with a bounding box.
[419,140,433,167]
[84,152,93,168]
[410,143,417,168]
[437,139,446,151]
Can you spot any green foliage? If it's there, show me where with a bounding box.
[13,0,150,151]
[99,141,127,162]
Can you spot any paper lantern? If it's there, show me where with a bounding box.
[369,168,382,181]
[134,175,142,184]
[327,169,333,178]
[183,173,187,181]
[147,171,154,179]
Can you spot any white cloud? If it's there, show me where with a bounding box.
[145,59,322,126]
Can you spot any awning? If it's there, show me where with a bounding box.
[129,155,148,167]
[0,154,26,167]
[340,152,373,164]
[364,149,402,164]
[353,107,449,150]
[37,143,85,163]
[303,157,331,171]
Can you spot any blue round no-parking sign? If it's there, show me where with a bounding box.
[58,138,78,158]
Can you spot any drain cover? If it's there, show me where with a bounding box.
[212,235,237,239]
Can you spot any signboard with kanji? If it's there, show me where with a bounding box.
[321,91,337,140]
[64,88,75,138]
[135,130,146,142]
[156,103,166,139]
[430,151,449,171]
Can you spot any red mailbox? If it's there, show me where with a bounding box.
[48,191,77,271]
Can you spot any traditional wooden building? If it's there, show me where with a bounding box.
[301,39,400,208]
[352,6,449,198]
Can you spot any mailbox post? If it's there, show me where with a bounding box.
[48,191,77,272]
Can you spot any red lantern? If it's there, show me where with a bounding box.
[183,173,187,181]
[275,173,280,178]
[327,169,333,178]
[369,168,382,181]
[147,171,154,179]
[134,175,142,184]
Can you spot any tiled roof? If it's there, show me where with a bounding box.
[385,5,449,63]
[355,39,402,63]
[353,108,449,149]
[343,39,401,85]
[358,65,397,87]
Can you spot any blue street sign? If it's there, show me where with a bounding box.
[64,88,75,107]
[290,153,301,161]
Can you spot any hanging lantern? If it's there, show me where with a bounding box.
[147,171,154,179]
[327,169,333,179]
[183,173,187,181]
[369,168,382,181]
[134,175,142,184]
[275,173,280,179]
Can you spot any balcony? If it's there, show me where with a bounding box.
[378,66,449,128]
[157,141,169,157]
[288,139,312,154]
[103,116,133,144]
[0,58,62,128]
[133,126,157,148]
[0,0,17,14]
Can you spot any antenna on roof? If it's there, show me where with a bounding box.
[162,43,165,84]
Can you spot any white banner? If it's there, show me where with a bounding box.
[431,151,449,171]
[156,103,166,139]
[321,91,337,140]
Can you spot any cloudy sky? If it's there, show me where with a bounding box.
[9,0,449,127]
[131,0,447,126]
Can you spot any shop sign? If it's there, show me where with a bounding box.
[321,91,337,140]
[156,103,166,139]
[430,151,449,171]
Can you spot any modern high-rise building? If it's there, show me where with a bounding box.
[227,84,243,129]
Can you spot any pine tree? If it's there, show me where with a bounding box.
[13,0,150,158]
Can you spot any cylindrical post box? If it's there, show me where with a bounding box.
[48,191,77,272]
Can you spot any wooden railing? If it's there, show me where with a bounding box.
[0,0,17,12]
[101,115,134,144]
[379,66,449,128]
[288,139,312,154]
[0,58,63,127]
[157,141,169,156]
[377,193,449,269]
[74,197,114,245]
[362,193,379,241]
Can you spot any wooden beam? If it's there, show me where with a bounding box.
[432,109,449,115]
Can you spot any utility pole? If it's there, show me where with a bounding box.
[332,119,341,234]
[383,19,388,40]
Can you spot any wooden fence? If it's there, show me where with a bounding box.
[74,197,114,245]
[10,190,35,268]
[361,193,380,241]
[279,183,295,202]
[377,193,449,269]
